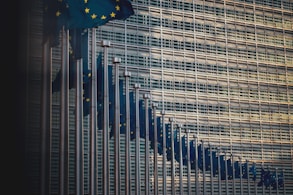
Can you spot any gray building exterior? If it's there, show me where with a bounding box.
[20,0,292,194]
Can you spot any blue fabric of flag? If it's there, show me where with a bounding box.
[249,163,257,181]
[189,141,195,169]
[130,91,136,140]
[212,151,218,176]
[139,100,145,139]
[119,80,126,134]
[242,162,248,179]
[204,147,211,171]
[43,0,134,46]
[181,136,187,166]
[108,65,115,137]
[227,159,233,179]
[197,144,203,170]
[234,161,240,178]
[219,155,226,180]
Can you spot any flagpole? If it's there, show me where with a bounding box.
[225,151,228,195]
[218,147,222,195]
[161,110,166,195]
[144,93,151,195]
[232,154,236,195]
[178,123,183,195]
[113,57,121,195]
[89,29,98,195]
[210,143,214,195]
[194,135,199,195]
[75,58,84,195]
[186,129,191,195]
[102,39,110,195]
[239,157,243,195]
[169,117,175,195]
[276,168,279,195]
[124,71,131,195]
[282,169,287,195]
[246,160,250,195]
[152,103,159,195]
[202,140,206,195]
[134,83,141,195]
[254,162,257,195]
[59,27,70,195]
[40,39,51,195]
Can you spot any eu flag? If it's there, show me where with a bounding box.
[44,0,134,46]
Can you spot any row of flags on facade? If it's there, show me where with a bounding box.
[46,0,284,193]
[51,36,284,191]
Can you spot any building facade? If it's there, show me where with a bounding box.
[23,0,292,194]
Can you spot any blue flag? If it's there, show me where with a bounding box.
[212,151,218,176]
[119,80,126,134]
[130,91,136,140]
[43,0,134,46]
[249,163,257,181]
[181,136,187,166]
[189,141,195,169]
[139,100,145,138]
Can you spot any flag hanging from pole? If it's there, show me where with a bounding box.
[43,0,134,46]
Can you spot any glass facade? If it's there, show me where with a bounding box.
[24,0,292,195]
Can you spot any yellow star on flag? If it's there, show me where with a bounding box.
[85,7,90,13]
[110,12,116,18]
[115,5,120,11]
[91,13,97,19]
[56,10,61,17]
[101,15,106,20]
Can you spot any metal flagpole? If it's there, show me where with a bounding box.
[59,27,70,195]
[239,157,243,195]
[194,135,199,195]
[90,29,98,195]
[210,143,214,195]
[178,124,183,195]
[282,169,286,195]
[186,129,191,195]
[202,140,206,195]
[161,110,167,195]
[152,103,159,195]
[40,39,51,195]
[254,162,257,195]
[102,39,111,195]
[125,71,131,195]
[169,117,175,195]
[276,168,279,195]
[218,147,222,195]
[269,166,272,195]
[144,93,151,195]
[246,160,250,195]
[113,57,121,195]
[232,154,236,195]
[134,84,141,195]
[225,152,228,195]
[75,58,84,195]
